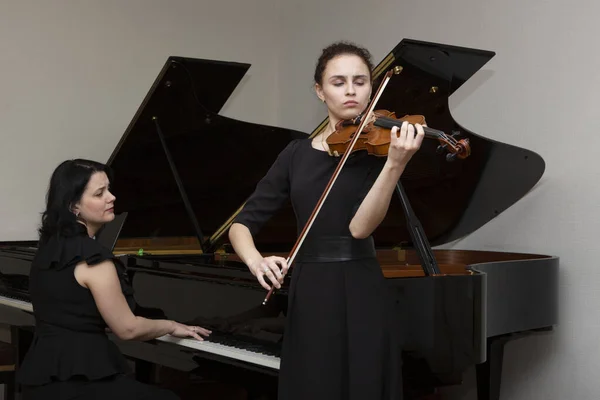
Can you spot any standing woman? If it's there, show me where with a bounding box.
[228,41,424,399]
[16,159,211,400]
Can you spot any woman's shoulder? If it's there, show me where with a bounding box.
[266,137,312,170]
[280,137,307,156]
[33,227,115,272]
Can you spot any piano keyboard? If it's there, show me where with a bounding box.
[0,294,281,370]
[157,334,281,370]
[0,294,33,312]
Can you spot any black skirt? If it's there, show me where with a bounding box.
[277,257,402,400]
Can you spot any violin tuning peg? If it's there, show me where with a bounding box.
[436,144,447,154]
[445,153,457,162]
[451,130,461,138]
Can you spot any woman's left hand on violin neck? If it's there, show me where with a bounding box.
[386,120,425,170]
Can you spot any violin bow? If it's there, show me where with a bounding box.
[262,68,398,305]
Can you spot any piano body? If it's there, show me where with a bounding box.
[0,39,558,400]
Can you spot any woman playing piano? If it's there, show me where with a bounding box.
[229,41,424,399]
[16,159,211,400]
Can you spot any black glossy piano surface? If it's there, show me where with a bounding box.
[0,38,559,400]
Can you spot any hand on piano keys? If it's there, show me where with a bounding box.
[170,321,212,341]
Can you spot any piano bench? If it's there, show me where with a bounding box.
[0,341,16,400]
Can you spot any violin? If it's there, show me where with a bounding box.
[326,110,471,162]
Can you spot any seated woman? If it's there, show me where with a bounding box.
[16,159,211,400]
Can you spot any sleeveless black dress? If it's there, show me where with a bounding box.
[233,138,403,400]
[16,225,179,400]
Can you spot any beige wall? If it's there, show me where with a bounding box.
[0,0,281,241]
[2,0,599,399]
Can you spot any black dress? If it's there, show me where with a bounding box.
[233,138,402,400]
[16,225,179,400]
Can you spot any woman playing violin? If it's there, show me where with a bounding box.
[228,41,424,400]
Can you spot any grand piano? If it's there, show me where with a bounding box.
[0,39,558,400]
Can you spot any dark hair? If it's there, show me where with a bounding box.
[313,41,374,85]
[38,159,113,244]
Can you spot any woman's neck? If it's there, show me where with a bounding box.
[78,221,99,238]
[327,113,341,136]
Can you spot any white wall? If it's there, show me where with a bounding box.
[278,0,600,399]
[0,0,281,241]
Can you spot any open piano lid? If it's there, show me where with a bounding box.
[107,56,306,253]
[107,39,545,253]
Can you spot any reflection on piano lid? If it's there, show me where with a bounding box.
[107,39,545,256]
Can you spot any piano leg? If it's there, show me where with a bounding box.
[476,328,554,400]
[11,326,34,398]
[475,335,511,400]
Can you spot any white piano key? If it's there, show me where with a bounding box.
[0,295,33,312]
[157,335,280,370]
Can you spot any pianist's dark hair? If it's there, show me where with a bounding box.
[313,41,374,85]
[38,159,113,244]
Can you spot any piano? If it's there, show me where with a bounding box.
[0,38,558,400]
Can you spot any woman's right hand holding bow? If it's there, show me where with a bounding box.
[248,256,288,291]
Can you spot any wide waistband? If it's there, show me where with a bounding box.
[295,236,376,263]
